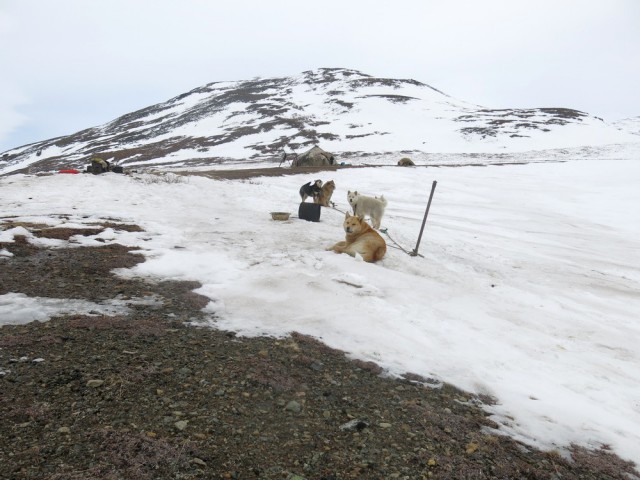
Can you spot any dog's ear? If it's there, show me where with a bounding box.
[344,212,350,219]
[357,214,365,222]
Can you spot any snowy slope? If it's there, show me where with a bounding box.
[2,68,638,175]
[1,157,639,464]
[613,116,640,136]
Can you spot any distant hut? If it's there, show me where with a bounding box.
[292,145,336,167]
[398,157,415,166]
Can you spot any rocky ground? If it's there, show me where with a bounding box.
[1,221,639,480]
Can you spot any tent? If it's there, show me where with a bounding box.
[292,146,336,167]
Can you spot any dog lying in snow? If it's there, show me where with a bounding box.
[347,190,387,229]
[299,179,323,202]
[328,212,387,263]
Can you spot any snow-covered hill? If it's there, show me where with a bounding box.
[1,68,639,175]
[613,116,640,136]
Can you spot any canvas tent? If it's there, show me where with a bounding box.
[292,146,336,167]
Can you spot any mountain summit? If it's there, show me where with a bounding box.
[1,68,637,174]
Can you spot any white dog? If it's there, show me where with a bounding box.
[347,190,387,229]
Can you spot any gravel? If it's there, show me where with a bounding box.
[1,221,638,479]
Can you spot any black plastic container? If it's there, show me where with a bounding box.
[298,202,321,222]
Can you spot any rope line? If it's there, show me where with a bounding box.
[379,228,421,257]
[330,204,420,258]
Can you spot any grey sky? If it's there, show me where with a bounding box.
[1,0,639,152]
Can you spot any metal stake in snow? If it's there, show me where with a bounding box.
[411,180,437,257]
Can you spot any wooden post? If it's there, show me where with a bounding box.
[411,180,437,257]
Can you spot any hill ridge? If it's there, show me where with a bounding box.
[1,67,638,175]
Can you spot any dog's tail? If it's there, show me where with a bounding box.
[379,195,388,206]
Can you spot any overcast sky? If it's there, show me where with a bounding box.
[1,0,639,152]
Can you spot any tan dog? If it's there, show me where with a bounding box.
[314,180,336,207]
[328,212,387,263]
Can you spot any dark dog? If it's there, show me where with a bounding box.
[299,179,323,202]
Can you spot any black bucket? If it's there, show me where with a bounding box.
[298,202,321,222]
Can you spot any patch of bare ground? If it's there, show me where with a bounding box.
[180,165,351,181]
[0,223,637,479]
